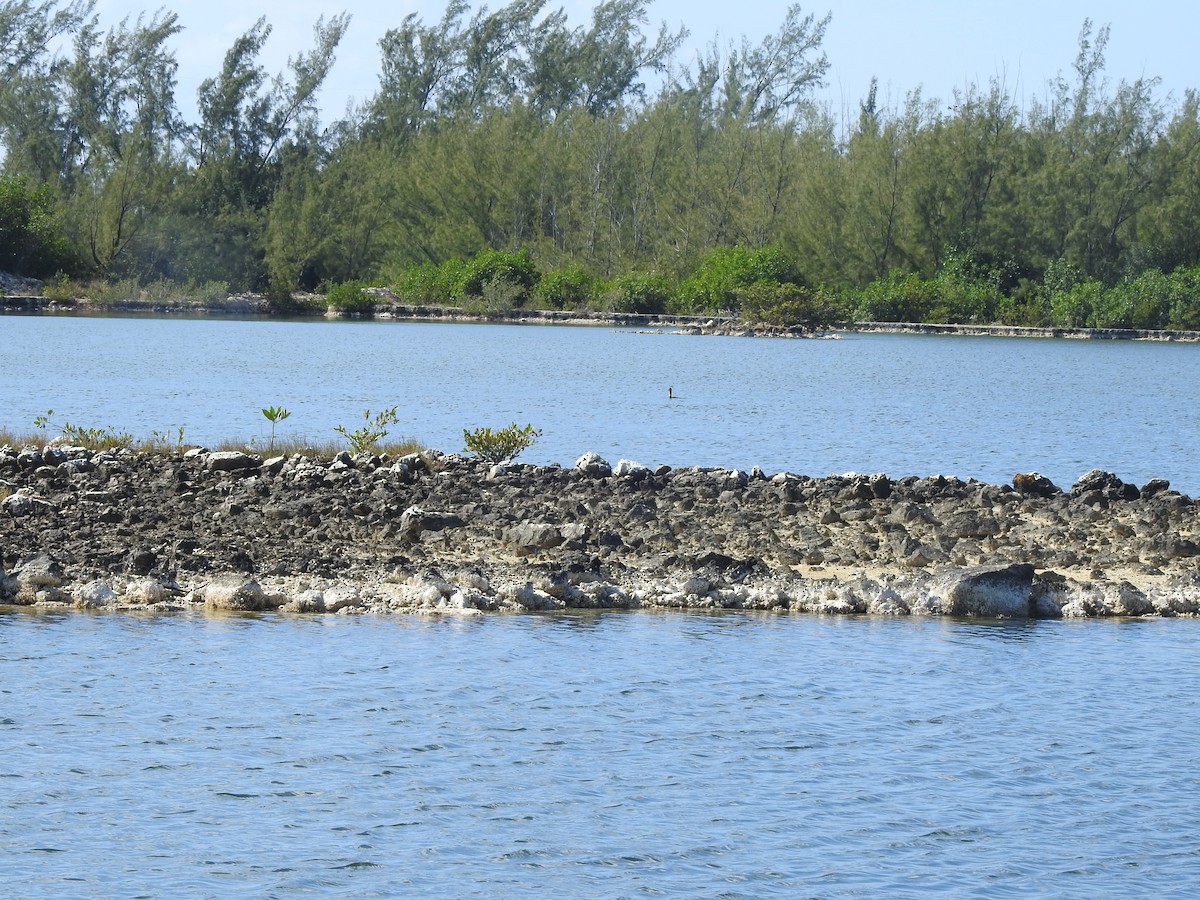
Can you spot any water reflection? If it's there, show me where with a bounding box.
[941,617,1044,643]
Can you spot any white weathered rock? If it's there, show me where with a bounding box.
[575,452,612,478]
[503,583,561,610]
[203,577,268,611]
[1105,582,1155,616]
[73,581,117,608]
[261,455,287,474]
[455,571,492,593]
[397,452,426,472]
[614,459,650,478]
[398,506,427,542]
[282,589,325,613]
[323,585,362,612]
[560,522,589,544]
[124,578,167,604]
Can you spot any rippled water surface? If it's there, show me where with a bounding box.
[3,610,1199,897]
[3,314,1199,493]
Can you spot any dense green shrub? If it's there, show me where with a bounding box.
[1047,279,1102,328]
[391,259,464,305]
[0,176,75,277]
[326,280,375,312]
[463,422,541,464]
[850,271,931,322]
[1091,272,1152,329]
[605,271,672,314]
[994,292,1051,327]
[1080,266,1200,330]
[739,282,839,327]
[534,266,596,309]
[922,251,1002,323]
[1166,266,1200,329]
[458,249,539,302]
[678,245,802,314]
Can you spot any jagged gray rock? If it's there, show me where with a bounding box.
[205,451,261,472]
[0,443,1196,618]
[3,489,52,516]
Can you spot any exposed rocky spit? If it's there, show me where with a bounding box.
[2,444,1198,619]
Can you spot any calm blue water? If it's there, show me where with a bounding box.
[3,314,1199,494]
[2,610,1199,898]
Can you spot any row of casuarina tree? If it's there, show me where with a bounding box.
[3,0,1200,330]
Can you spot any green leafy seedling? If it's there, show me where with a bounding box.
[262,405,291,453]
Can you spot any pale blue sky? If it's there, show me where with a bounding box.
[93,0,1195,122]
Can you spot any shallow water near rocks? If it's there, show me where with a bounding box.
[3,609,1199,897]
[3,314,1199,494]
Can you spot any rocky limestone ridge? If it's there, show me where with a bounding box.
[2,444,1198,618]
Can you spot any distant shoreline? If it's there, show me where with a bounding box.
[4,292,1200,342]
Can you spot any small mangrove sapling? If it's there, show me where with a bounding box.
[262,405,291,452]
[463,422,542,464]
[334,407,400,455]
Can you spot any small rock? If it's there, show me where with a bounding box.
[613,458,650,478]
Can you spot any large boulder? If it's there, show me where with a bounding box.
[928,563,1035,618]
[10,552,65,603]
[202,577,269,611]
